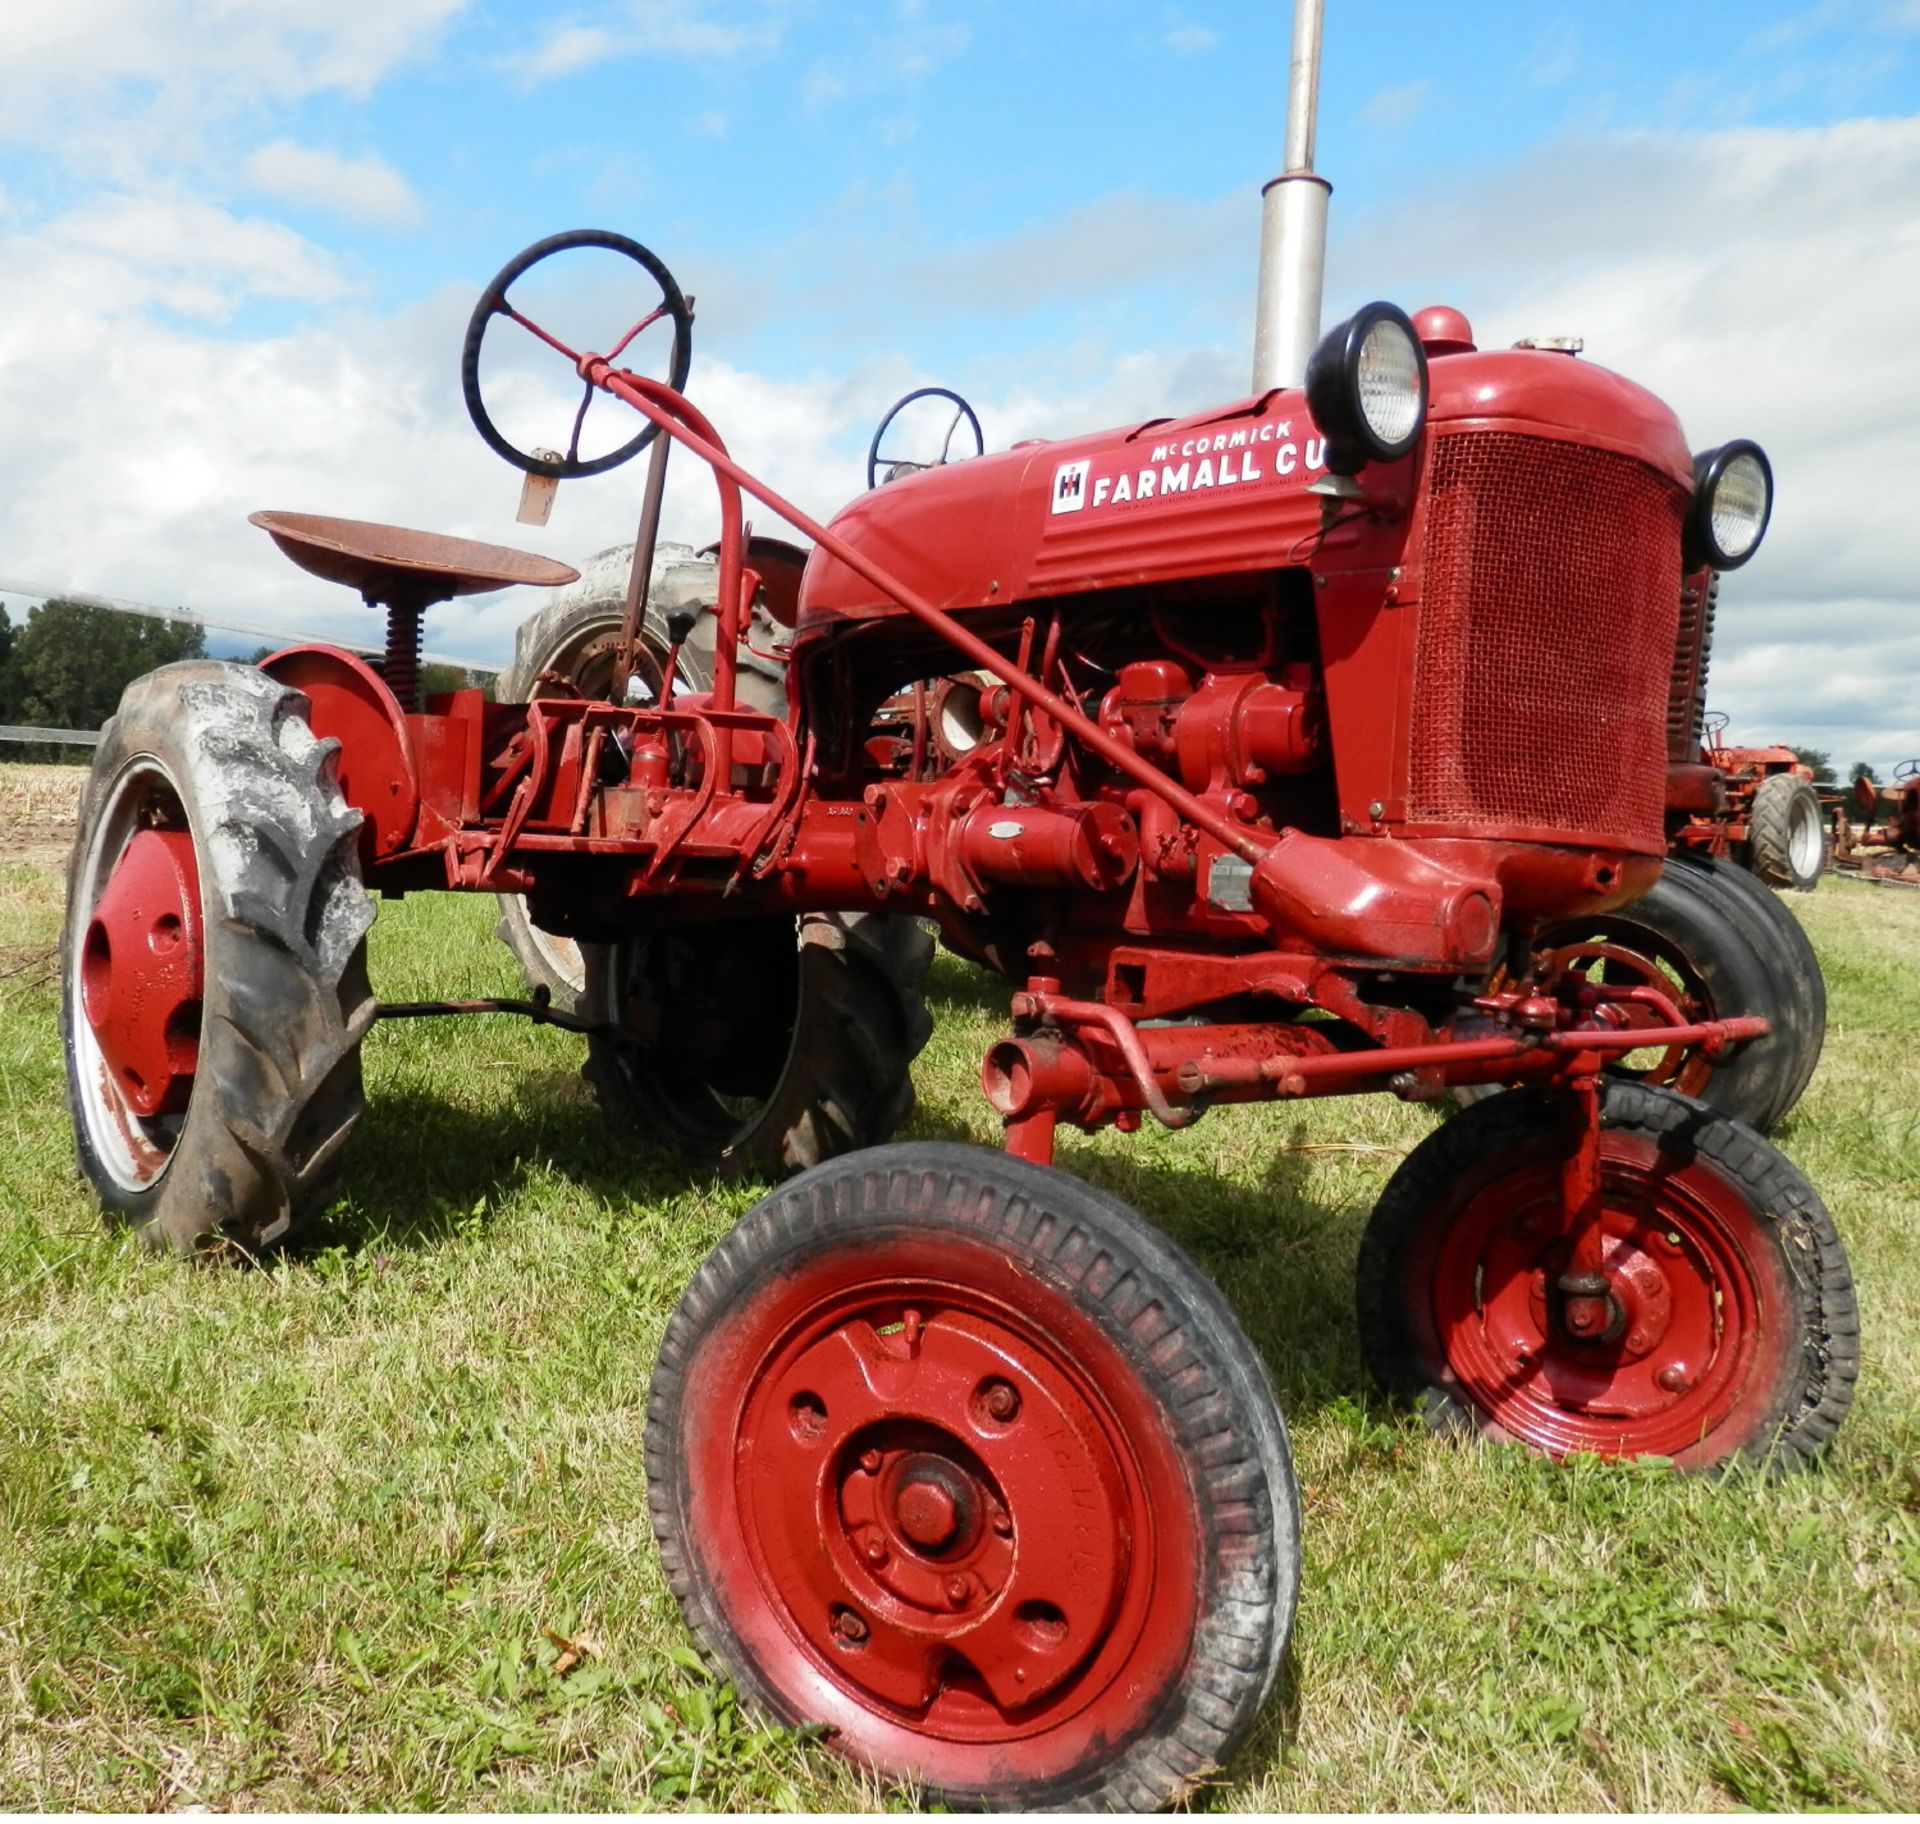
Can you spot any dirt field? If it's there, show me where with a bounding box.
[0,761,85,871]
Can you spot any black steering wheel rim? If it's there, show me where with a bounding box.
[866,386,984,492]
[1894,758,1920,782]
[462,228,693,480]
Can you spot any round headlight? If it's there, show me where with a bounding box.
[1305,302,1429,474]
[1686,440,1773,570]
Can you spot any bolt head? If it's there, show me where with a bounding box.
[991,1508,1013,1538]
[944,1574,972,1609]
[1656,1363,1693,1394]
[861,1533,889,1566]
[832,1608,869,1644]
[895,1477,960,1550]
[984,1380,1021,1422]
[859,1448,884,1475]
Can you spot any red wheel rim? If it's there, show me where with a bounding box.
[1414,1130,1789,1461]
[678,1232,1202,1789]
[69,762,205,1190]
[1543,938,1709,1095]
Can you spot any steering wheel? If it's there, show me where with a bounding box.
[1894,758,1920,782]
[462,229,693,480]
[866,386,984,491]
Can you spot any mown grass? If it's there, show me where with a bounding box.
[1,772,1916,1810]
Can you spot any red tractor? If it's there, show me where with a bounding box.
[1835,760,1920,877]
[1669,708,1827,891]
[58,139,1858,1821]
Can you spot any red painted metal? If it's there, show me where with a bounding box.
[82,827,203,1117]
[678,1229,1201,1780]
[1413,1124,1785,1461]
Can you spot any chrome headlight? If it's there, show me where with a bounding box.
[1304,302,1429,474]
[1686,440,1773,570]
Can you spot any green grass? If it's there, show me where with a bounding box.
[2,800,1917,1810]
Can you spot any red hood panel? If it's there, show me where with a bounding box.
[797,350,1695,631]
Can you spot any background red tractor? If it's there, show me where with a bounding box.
[1834,759,1920,879]
[1670,707,1827,892]
[56,22,1859,1808]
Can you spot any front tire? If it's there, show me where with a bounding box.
[646,1142,1300,1810]
[61,663,376,1254]
[1357,1083,1858,1470]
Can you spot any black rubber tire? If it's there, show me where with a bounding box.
[1748,773,1826,891]
[1356,1082,1858,1472]
[646,1141,1300,1810]
[493,540,783,1006]
[1461,851,1824,1133]
[1696,853,1827,1118]
[61,662,376,1255]
[581,910,933,1178]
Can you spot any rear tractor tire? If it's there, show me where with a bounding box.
[646,1141,1300,1810]
[1461,851,1824,1134]
[61,662,376,1255]
[1747,772,1825,892]
[581,911,932,1178]
[1357,1082,1858,1471]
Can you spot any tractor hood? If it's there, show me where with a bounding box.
[796,348,1694,634]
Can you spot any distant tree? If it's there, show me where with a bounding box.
[1851,760,1877,785]
[4,599,205,733]
[0,604,16,718]
[1788,745,1836,784]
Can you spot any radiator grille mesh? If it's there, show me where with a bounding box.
[1408,431,1684,846]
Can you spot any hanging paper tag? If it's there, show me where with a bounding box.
[517,451,563,526]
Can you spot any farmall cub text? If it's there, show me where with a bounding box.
[61,199,1857,1809]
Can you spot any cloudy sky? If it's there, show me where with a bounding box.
[1,0,1916,767]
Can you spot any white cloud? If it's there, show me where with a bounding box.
[244,141,423,230]
[0,0,469,129]
[1361,79,1433,132]
[1163,23,1219,56]
[505,1,780,85]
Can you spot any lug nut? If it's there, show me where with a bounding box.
[1656,1364,1693,1394]
[944,1574,972,1609]
[982,1379,1021,1423]
[859,1448,883,1475]
[861,1531,889,1567]
[831,1608,869,1645]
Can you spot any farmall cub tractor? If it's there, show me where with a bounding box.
[61,143,1858,1819]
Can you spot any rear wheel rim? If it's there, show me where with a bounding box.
[1422,1131,1781,1458]
[69,759,204,1192]
[1787,791,1823,880]
[681,1235,1201,1787]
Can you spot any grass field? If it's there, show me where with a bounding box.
[2,758,1917,1812]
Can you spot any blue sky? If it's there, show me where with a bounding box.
[2,1,1918,762]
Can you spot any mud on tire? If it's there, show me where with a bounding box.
[646,1141,1301,1810]
[62,662,376,1254]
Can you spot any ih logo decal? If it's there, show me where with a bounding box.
[1050,458,1091,515]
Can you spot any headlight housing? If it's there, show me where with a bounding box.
[1304,303,1429,474]
[1686,440,1773,570]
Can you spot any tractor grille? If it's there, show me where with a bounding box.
[1407,431,1685,847]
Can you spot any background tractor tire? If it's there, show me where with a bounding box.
[1356,1081,1858,1471]
[62,662,375,1255]
[1461,851,1824,1134]
[493,540,785,1007]
[581,910,933,1179]
[1747,772,1825,891]
[647,1141,1300,1809]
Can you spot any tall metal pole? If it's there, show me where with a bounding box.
[1251,0,1331,392]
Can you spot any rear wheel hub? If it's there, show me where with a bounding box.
[81,826,203,1117]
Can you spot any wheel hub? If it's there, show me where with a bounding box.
[81,827,203,1118]
[744,1300,1135,1722]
